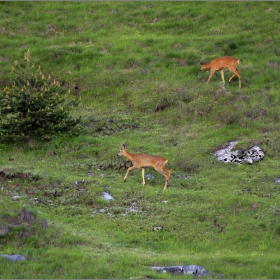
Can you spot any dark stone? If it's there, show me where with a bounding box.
[18,209,35,224]
[0,226,9,236]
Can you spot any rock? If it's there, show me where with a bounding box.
[266,61,279,68]
[214,141,241,163]
[151,226,163,231]
[0,254,26,262]
[183,265,211,278]
[18,209,35,224]
[275,178,280,184]
[0,226,9,236]
[242,146,265,164]
[101,191,114,201]
[151,266,183,275]
[214,141,264,164]
[37,219,48,229]
[123,202,139,216]
[180,174,191,179]
[20,230,33,238]
[151,264,217,278]
[75,179,85,194]
[146,173,155,180]
[21,204,30,207]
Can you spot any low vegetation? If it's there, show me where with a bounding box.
[0,2,280,278]
[0,50,81,141]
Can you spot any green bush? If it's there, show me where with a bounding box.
[0,50,81,142]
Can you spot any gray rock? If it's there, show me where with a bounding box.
[18,209,35,224]
[151,266,183,275]
[0,254,26,262]
[146,173,155,180]
[214,141,241,163]
[101,191,114,201]
[183,265,211,278]
[75,180,85,193]
[151,265,214,278]
[242,146,264,164]
[180,174,191,179]
[214,141,264,164]
[151,226,163,231]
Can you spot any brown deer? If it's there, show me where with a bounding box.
[117,142,172,191]
[200,57,242,88]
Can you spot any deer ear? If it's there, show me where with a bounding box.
[122,142,127,149]
[200,61,203,65]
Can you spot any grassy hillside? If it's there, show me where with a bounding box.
[1,2,280,278]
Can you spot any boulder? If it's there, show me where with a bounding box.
[214,141,264,164]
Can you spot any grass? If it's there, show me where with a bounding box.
[1,1,280,279]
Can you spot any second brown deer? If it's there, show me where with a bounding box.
[200,56,242,88]
[118,142,172,191]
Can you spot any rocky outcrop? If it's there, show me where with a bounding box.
[150,264,218,278]
[214,141,264,164]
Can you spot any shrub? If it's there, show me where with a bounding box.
[0,50,81,142]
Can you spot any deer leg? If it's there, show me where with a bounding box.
[155,167,169,191]
[164,167,172,179]
[163,180,169,191]
[229,69,242,88]
[141,168,146,186]
[206,70,215,84]
[124,166,138,181]
[219,70,225,83]
[163,168,172,191]
[228,73,236,83]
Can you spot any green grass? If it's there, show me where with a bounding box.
[1,1,280,279]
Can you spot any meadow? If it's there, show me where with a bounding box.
[0,1,280,278]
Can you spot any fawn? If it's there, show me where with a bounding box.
[118,142,172,191]
[200,56,242,88]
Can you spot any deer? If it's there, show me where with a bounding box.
[117,142,172,191]
[200,57,242,88]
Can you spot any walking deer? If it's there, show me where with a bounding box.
[117,142,172,191]
[200,57,242,88]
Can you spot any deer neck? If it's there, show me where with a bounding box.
[123,149,134,161]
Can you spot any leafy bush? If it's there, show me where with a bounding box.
[0,50,81,142]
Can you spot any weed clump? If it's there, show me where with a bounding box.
[0,50,81,142]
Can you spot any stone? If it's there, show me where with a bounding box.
[214,141,264,164]
[0,254,26,262]
[101,191,114,201]
[0,226,9,236]
[151,264,219,278]
[18,209,35,224]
